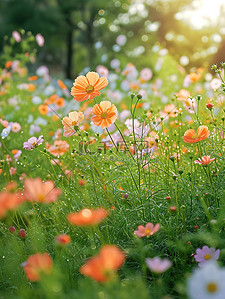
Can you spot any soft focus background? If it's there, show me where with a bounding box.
[0,0,225,78]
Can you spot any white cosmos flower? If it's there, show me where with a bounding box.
[187,262,225,299]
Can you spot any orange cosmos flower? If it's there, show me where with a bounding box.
[47,94,58,104]
[189,72,202,82]
[67,208,108,226]
[55,97,65,107]
[24,178,61,203]
[134,222,160,238]
[46,140,69,156]
[23,253,52,281]
[183,125,210,143]
[71,72,108,102]
[194,155,215,166]
[92,101,117,129]
[52,115,58,122]
[0,185,24,218]
[130,82,139,90]
[5,61,12,69]
[80,245,126,282]
[38,104,48,115]
[62,111,84,137]
[182,147,188,154]
[28,83,36,92]
[176,89,191,101]
[28,76,38,81]
[163,104,178,118]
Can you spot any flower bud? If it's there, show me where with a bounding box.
[165,196,171,201]
[55,234,71,246]
[124,193,129,199]
[169,206,177,213]
[206,102,214,110]
[18,229,26,239]
[78,179,85,186]
[9,226,16,234]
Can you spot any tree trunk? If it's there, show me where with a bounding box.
[66,27,73,79]
[87,15,95,70]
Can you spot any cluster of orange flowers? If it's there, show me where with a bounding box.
[22,206,126,283]
[22,245,125,283]
[39,94,65,115]
[64,72,118,130]
[8,70,214,286]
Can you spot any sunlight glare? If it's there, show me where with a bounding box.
[176,0,225,29]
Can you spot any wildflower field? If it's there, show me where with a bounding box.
[1,12,225,299]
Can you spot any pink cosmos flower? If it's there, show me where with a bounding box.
[116,34,127,46]
[176,89,191,101]
[146,257,171,273]
[11,122,21,133]
[12,31,21,43]
[96,65,109,77]
[140,68,153,81]
[183,98,197,114]
[0,119,9,128]
[194,156,215,166]
[125,119,140,131]
[134,124,150,138]
[36,34,45,47]
[194,246,220,267]
[6,155,12,162]
[183,75,191,87]
[9,167,16,176]
[62,111,84,138]
[23,135,43,150]
[134,222,160,238]
[210,78,221,90]
[19,173,27,181]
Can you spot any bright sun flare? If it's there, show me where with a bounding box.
[176,0,225,29]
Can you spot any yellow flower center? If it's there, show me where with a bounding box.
[207,282,218,293]
[192,134,199,139]
[184,100,191,106]
[37,194,45,202]
[86,85,94,93]
[204,254,211,260]
[145,229,151,234]
[72,121,77,126]
[101,112,108,119]
[82,209,92,218]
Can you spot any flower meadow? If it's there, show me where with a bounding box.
[1,35,225,299]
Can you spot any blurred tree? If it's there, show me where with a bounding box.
[0,0,128,78]
[1,0,224,77]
